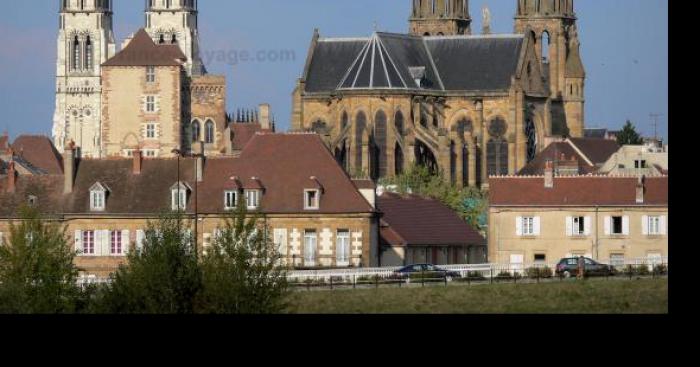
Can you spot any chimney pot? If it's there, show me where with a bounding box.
[544,160,554,188]
[63,142,76,194]
[259,103,271,130]
[636,175,645,204]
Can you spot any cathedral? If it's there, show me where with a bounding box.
[52,0,269,159]
[292,0,585,187]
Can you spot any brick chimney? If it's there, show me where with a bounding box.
[194,141,205,182]
[544,160,554,189]
[259,103,271,130]
[133,149,143,174]
[63,141,76,194]
[636,175,645,204]
[6,161,16,193]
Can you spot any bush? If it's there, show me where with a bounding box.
[526,267,553,279]
[653,264,668,275]
[496,271,522,280]
[635,265,650,276]
[467,271,486,281]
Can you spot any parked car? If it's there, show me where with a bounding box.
[392,264,462,282]
[555,257,617,278]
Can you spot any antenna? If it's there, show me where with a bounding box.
[649,113,663,142]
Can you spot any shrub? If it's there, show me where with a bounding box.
[635,265,650,276]
[653,264,668,275]
[525,267,553,279]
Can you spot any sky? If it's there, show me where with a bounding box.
[0,0,668,142]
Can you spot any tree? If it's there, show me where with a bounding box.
[0,206,84,314]
[93,212,201,314]
[617,120,644,146]
[196,203,288,314]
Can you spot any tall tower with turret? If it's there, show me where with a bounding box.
[53,0,116,158]
[514,0,585,137]
[145,0,205,76]
[409,0,471,36]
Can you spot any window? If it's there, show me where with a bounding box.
[304,190,320,210]
[171,184,188,211]
[610,254,625,267]
[534,254,546,264]
[144,150,158,158]
[572,216,585,236]
[145,123,157,139]
[336,230,351,266]
[83,230,95,255]
[91,190,105,211]
[111,230,123,255]
[304,230,317,266]
[146,66,156,83]
[145,96,156,113]
[245,190,260,210]
[645,216,666,236]
[518,216,539,236]
[273,229,288,259]
[205,120,215,144]
[635,160,647,169]
[612,216,623,235]
[224,191,238,210]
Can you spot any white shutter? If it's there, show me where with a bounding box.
[516,216,523,236]
[136,230,145,252]
[534,217,541,236]
[622,216,630,236]
[660,216,667,236]
[641,215,649,236]
[584,217,592,236]
[604,216,611,236]
[75,230,83,254]
[566,216,573,237]
[100,230,110,256]
[122,230,130,255]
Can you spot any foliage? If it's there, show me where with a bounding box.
[379,164,488,230]
[653,264,668,275]
[0,206,84,314]
[526,266,553,279]
[616,120,644,146]
[93,212,201,314]
[196,203,288,314]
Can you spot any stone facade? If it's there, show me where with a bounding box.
[409,0,472,36]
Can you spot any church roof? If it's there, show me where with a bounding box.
[565,43,586,78]
[103,29,187,67]
[303,32,524,94]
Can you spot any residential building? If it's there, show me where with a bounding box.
[598,143,668,176]
[519,137,619,175]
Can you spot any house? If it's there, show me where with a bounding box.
[598,143,668,176]
[519,137,619,175]
[488,165,668,268]
[0,133,379,278]
[378,192,486,266]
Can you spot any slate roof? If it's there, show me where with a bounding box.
[489,176,668,207]
[11,135,64,174]
[377,192,485,247]
[304,32,524,93]
[0,134,375,217]
[103,29,186,67]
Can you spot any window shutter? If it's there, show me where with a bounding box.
[660,216,667,236]
[534,217,541,236]
[566,216,573,237]
[622,216,630,236]
[100,230,109,256]
[75,230,83,254]
[122,230,130,255]
[641,215,649,236]
[584,217,592,236]
[136,230,145,252]
[516,216,523,236]
[604,217,611,236]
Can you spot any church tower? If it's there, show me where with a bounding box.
[53,0,116,158]
[514,0,585,137]
[145,0,205,76]
[409,0,472,36]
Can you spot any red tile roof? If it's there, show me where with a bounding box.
[11,135,63,174]
[377,192,485,247]
[231,123,271,151]
[568,138,620,165]
[519,142,595,175]
[103,29,186,67]
[489,176,668,207]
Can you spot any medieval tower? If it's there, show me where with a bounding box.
[145,0,205,76]
[409,0,472,36]
[52,0,116,158]
[514,0,585,137]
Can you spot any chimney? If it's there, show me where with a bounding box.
[544,160,554,189]
[133,149,143,174]
[636,175,645,204]
[63,142,76,194]
[259,103,271,130]
[6,161,16,193]
[195,141,205,182]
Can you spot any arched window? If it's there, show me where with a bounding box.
[191,120,200,142]
[205,120,215,144]
[341,111,349,130]
[487,117,509,176]
[355,111,367,174]
[72,36,81,71]
[414,140,438,175]
[85,36,93,71]
[450,140,457,184]
[395,143,404,176]
[541,31,550,63]
[394,110,404,135]
[374,110,388,179]
[525,118,538,162]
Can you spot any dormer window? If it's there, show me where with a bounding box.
[171,182,191,211]
[245,190,261,210]
[304,189,320,210]
[89,183,109,212]
[224,190,238,211]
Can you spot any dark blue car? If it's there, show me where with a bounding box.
[392,264,461,281]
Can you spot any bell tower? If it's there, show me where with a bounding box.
[515,0,585,137]
[409,0,472,36]
[53,0,116,158]
[145,0,205,76]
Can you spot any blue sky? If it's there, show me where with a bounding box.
[0,0,668,142]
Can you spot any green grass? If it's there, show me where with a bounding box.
[285,278,668,314]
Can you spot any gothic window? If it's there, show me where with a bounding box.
[72,36,81,71]
[340,111,349,130]
[311,119,328,135]
[191,120,200,142]
[414,140,438,175]
[542,31,550,63]
[450,140,457,184]
[85,36,93,71]
[462,144,469,187]
[488,117,508,138]
[335,140,348,171]
[453,118,473,136]
[487,138,509,176]
[395,143,404,176]
[355,111,367,174]
[374,110,388,179]
[525,118,538,162]
[205,120,215,144]
[394,110,404,135]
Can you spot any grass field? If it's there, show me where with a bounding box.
[285,278,668,314]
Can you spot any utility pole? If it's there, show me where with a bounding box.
[649,113,663,142]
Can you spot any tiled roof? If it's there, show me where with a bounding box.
[519,142,596,176]
[102,29,186,67]
[0,134,374,217]
[231,123,271,151]
[489,176,668,207]
[377,192,485,247]
[568,138,620,165]
[11,135,64,174]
